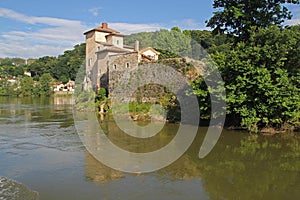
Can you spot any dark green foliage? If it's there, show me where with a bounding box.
[124,32,155,48]
[171,26,181,32]
[19,76,34,96]
[38,73,53,96]
[155,48,179,60]
[191,26,299,132]
[27,56,56,77]
[191,77,211,119]
[59,75,69,84]
[125,28,232,59]
[207,0,300,41]
[95,88,107,102]
[184,30,228,50]
[27,43,86,81]
[0,79,16,96]
[125,28,192,57]
[0,58,26,66]
[212,26,300,131]
[1,44,85,97]
[129,102,152,114]
[152,29,192,57]
[0,58,25,78]
[0,65,24,77]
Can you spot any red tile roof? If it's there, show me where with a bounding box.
[84,22,120,35]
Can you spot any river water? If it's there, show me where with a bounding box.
[0,97,299,200]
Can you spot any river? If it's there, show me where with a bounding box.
[0,97,299,200]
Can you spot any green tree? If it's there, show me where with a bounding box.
[95,88,107,102]
[27,43,85,81]
[28,56,57,77]
[39,73,53,96]
[0,79,16,96]
[155,48,179,60]
[124,32,155,48]
[59,75,69,84]
[207,0,300,41]
[211,26,300,131]
[19,76,34,96]
[171,26,181,32]
[153,29,192,57]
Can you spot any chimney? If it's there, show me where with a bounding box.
[102,22,108,29]
[134,40,140,52]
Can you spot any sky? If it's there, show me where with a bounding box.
[0,0,299,58]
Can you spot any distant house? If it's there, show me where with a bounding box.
[24,71,31,77]
[139,47,160,62]
[53,80,75,94]
[83,22,160,95]
[7,79,17,84]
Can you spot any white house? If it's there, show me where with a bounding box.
[139,47,160,62]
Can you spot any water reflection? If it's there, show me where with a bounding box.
[83,117,300,199]
[85,151,124,184]
[199,134,300,200]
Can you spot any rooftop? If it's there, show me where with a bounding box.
[84,22,120,35]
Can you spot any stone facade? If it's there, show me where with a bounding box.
[108,52,139,96]
[84,22,159,96]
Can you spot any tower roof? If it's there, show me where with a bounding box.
[84,22,120,35]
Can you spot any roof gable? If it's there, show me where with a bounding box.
[140,47,160,55]
[84,22,120,35]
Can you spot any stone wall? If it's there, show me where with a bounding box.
[108,52,139,96]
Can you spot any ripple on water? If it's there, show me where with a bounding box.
[0,177,39,200]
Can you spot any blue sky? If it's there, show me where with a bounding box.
[0,0,299,58]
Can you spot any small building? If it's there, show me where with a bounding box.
[53,80,75,94]
[24,71,31,77]
[139,47,160,62]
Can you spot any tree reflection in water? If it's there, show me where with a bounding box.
[84,118,300,199]
[200,133,300,200]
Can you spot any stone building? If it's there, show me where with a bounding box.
[83,22,159,95]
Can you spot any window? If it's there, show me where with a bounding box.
[114,64,117,70]
[126,62,130,68]
[117,40,119,45]
[88,58,92,66]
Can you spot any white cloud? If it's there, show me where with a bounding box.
[0,7,166,58]
[0,40,67,58]
[285,19,300,26]
[88,7,102,17]
[3,8,212,59]
[169,19,208,30]
[286,6,300,26]
[0,7,88,58]
[108,23,162,34]
[0,7,82,27]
